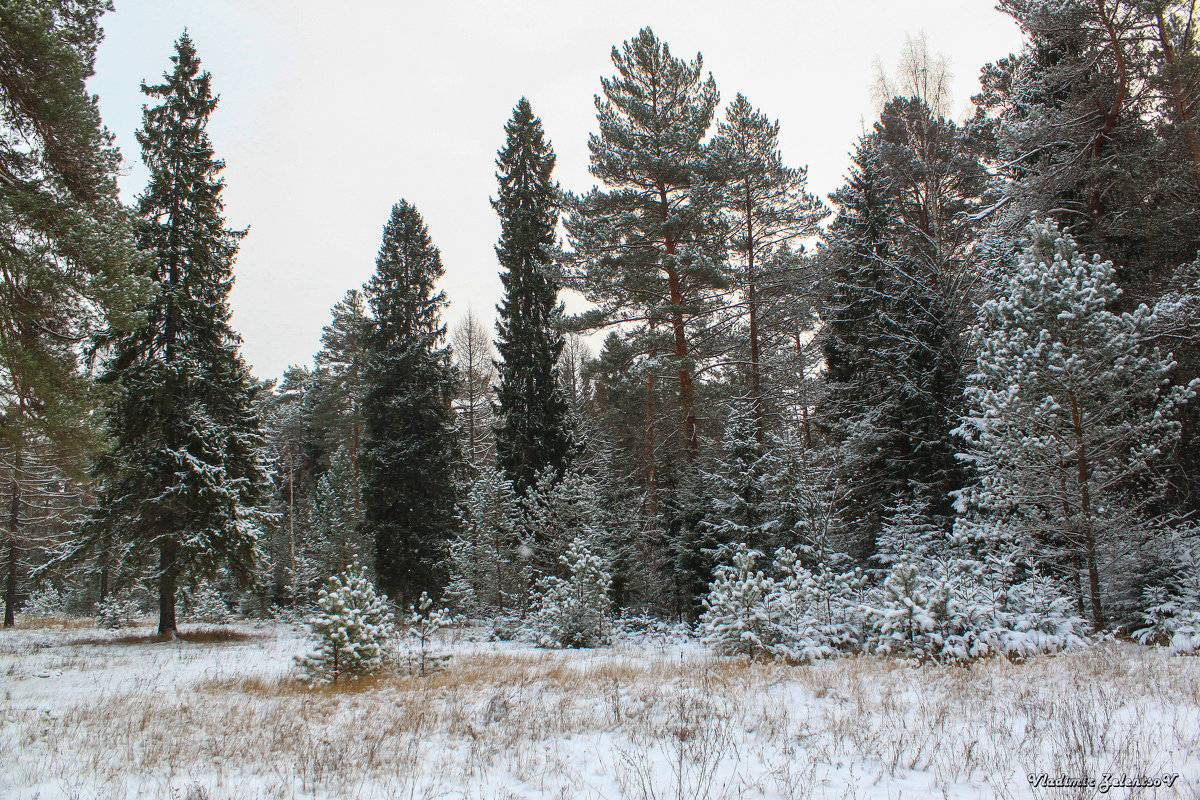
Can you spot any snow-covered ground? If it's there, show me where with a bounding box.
[2,620,1198,799]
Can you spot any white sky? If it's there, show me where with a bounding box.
[89,0,1023,381]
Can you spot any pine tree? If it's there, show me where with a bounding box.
[521,466,606,578]
[708,95,826,440]
[361,200,458,605]
[956,220,1195,630]
[0,0,146,626]
[979,1,1200,520]
[678,400,774,609]
[532,536,613,648]
[297,566,394,684]
[311,444,368,576]
[258,366,313,604]
[88,33,265,637]
[449,465,524,614]
[493,99,572,494]
[565,27,724,456]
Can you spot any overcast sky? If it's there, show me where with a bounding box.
[88,0,1023,381]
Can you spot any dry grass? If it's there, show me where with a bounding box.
[70,626,264,646]
[3,626,1199,800]
[3,614,99,630]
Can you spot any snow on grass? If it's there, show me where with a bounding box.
[2,620,1198,799]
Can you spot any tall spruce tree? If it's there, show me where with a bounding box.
[0,0,146,625]
[819,95,989,560]
[310,289,368,476]
[89,33,265,637]
[493,98,572,494]
[361,200,458,604]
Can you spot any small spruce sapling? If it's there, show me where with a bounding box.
[297,567,394,684]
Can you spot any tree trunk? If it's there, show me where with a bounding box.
[1089,0,1129,216]
[1154,5,1200,190]
[645,374,659,518]
[745,195,764,444]
[659,185,698,456]
[288,444,296,601]
[1069,392,1105,630]
[1071,551,1086,619]
[4,446,22,628]
[158,540,179,637]
[99,531,111,602]
[3,538,17,628]
[794,331,813,448]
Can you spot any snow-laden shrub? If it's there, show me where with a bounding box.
[21,585,66,617]
[864,557,1087,661]
[184,582,231,623]
[403,591,453,675]
[998,568,1089,656]
[96,591,141,629]
[701,546,868,661]
[700,547,779,657]
[1133,536,1200,654]
[297,567,394,683]
[701,546,1088,663]
[1135,586,1200,654]
[613,612,695,648]
[867,560,950,657]
[532,537,612,648]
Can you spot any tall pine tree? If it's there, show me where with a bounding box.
[0,0,146,625]
[361,200,458,604]
[89,33,265,637]
[708,94,826,441]
[493,98,572,494]
[565,27,724,457]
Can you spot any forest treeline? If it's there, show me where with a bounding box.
[4,1,1200,651]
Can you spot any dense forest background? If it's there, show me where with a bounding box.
[5,0,1200,653]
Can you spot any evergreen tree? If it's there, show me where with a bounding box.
[565,27,724,457]
[979,1,1200,518]
[449,465,525,614]
[309,289,369,477]
[708,95,826,440]
[0,0,146,625]
[361,200,458,604]
[493,98,572,494]
[88,33,266,637]
[677,400,773,609]
[258,366,313,603]
[521,466,607,578]
[819,96,989,559]
[956,220,1195,630]
[311,444,368,576]
[297,566,394,684]
[531,536,613,648]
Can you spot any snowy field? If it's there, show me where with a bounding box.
[2,620,1199,800]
